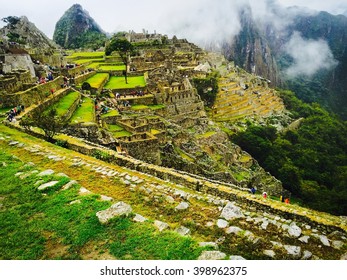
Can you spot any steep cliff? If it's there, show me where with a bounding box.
[53,4,107,49]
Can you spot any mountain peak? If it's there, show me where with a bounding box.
[53,4,106,49]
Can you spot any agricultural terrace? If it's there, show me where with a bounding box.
[69,97,95,124]
[84,73,109,89]
[107,124,132,138]
[98,65,126,71]
[104,76,146,90]
[51,91,80,118]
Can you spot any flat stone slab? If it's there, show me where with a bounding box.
[133,214,147,223]
[100,195,113,201]
[229,255,246,260]
[61,180,78,190]
[198,251,226,260]
[37,169,55,177]
[263,250,276,258]
[96,202,132,224]
[220,202,244,220]
[79,187,92,195]
[154,220,169,232]
[175,226,191,236]
[38,181,59,191]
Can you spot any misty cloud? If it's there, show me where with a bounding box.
[284,32,338,77]
[160,0,245,47]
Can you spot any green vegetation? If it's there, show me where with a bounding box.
[85,73,109,89]
[52,91,80,118]
[0,150,203,259]
[99,65,126,71]
[100,109,120,118]
[69,97,95,124]
[105,36,135,83]
[232,90,347,215]
[67,51,104,58]
[21,108,66,142]
[107,124,124,132]
[113,130,132,138]
[104,76,146,90]
[53,5,107,49]
[193,71,219,107]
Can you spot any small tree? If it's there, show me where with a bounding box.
[105,37,134,84]
[22,108,66,142]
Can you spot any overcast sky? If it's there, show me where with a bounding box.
[0,0,346,40]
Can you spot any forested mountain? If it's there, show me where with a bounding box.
[53,4,107,49]
[222,6,347,119]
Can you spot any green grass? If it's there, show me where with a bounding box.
[69,97,95,124]
[67,51,105,58]
[73,58,104,64]
[99,65,126,71]
[85,73,109,89]
[107,124,124,132]
[53,91,80,118]
[0,149,205,260]
[131,105,149,111]
[113,130,132,138]
[104,76,146,90]
[148,104,165,110]
[100,109,120,118]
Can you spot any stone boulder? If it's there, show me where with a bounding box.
[133,214,147,223]
[175,226,191,236]
[288,223,302,238]
[284,245,301,258]
[198,251,226,260]
[96,202,132,224]
[175,202,189,211]
[220,202,244,220]
[154,220,169,232]
[37,169,55,177]
[216,219,229,229]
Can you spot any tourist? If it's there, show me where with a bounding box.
[262,192,267,199]
[285,198,290,204]
[250,187,256,195]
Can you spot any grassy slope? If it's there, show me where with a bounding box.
[69,97,95,124]
[53,91,80,118]
[0,127,206,260]
[0,124,345,260]
[85,73,109,89]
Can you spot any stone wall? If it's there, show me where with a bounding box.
[74,71,96,85]
[0,54,35,77]
[25,87,71,118]
[0,76,64,107]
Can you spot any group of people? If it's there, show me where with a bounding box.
[6,105,24,122]
[36,71,54,84]
[115,90,145,99]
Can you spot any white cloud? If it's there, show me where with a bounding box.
[284,32,338,77]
